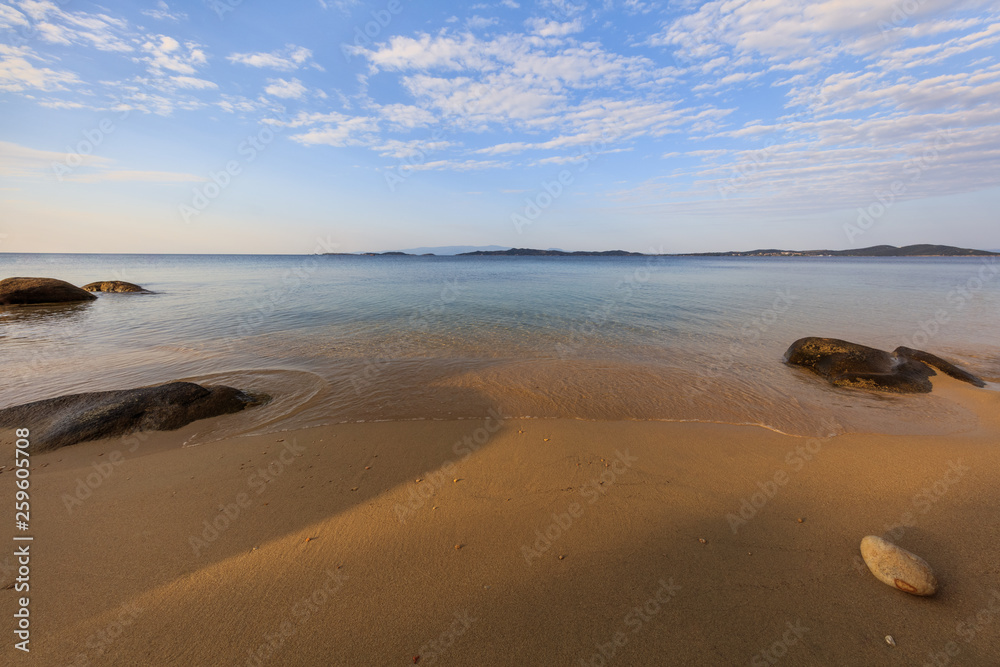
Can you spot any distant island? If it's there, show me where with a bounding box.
[458,248,644,256]
[682,244,999,257]
[322,244,997,257]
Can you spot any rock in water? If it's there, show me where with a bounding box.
[0,382,268,452]
[0,277,97,306]
[894,347,986,388]
[82,281,150,293]
[860,535,938,596]
[784,337,985,393]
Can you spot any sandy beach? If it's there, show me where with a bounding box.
[4,0,999,662]
[2,373,998,665]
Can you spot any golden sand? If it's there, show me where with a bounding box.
[2,375,999,665]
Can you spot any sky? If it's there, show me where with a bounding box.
[0,0,998,254]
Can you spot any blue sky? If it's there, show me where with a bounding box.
[0,0,998,253]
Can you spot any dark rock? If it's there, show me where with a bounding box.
[784,337,985,393]
[893,347,986,388]
[0,277,97,306]
[82,281,150,293]
[0,382,269,452]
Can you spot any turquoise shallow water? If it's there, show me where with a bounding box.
[1,253,998,440]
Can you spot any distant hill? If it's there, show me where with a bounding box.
[458,248,644,256]
[322,244,997,258]
[683,244,999,257]
[392,245,511,255]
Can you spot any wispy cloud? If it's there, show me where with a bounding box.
[227,45,321,72]
[264,77,308,99]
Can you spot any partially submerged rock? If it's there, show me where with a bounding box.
[893,346,986,387]
[860,535,938,596]
[82,281,150,293]
[0,382,268,452]
[784,337,985,393]
[0,277,97,306]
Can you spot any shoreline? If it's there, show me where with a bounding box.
[3,375,999,664]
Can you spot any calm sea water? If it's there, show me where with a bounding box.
[2,253,998,440]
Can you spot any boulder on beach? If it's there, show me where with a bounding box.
[0,382,269,452]
[0,277,97,306]
[82,280,150,293]
[784,337,985,393]
[860,535,938,596]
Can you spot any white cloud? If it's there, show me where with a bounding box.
[317,0,361,11]
[290,115,379,146]
[652,0,1000,67]
[264,77,308,99]
[525,17,584,37]
[356,30,685,138]
[66,169,205,184]
[169,75,217,90]
[0,4,29,29]
[467,15,499,30]
[0,44,80,92]
[611,105,1000,216]
[15,2,135,53]
[374,138,454,158]
[227,45,320,71]
[141,1,188,22]
[141,35,206,75]
[0,140,204,185]
[318,27,719,170]
[377,103,438,129]
[403,158,511,171]
[0,140,110,179]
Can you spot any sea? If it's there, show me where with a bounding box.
[2,253,998,442]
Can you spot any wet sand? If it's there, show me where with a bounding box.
[2,374,999,665]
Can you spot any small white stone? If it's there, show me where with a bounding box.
[860,535,938,596]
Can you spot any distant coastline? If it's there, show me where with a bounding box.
[323,244,999,257]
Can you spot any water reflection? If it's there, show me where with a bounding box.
[0,300,94,325]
